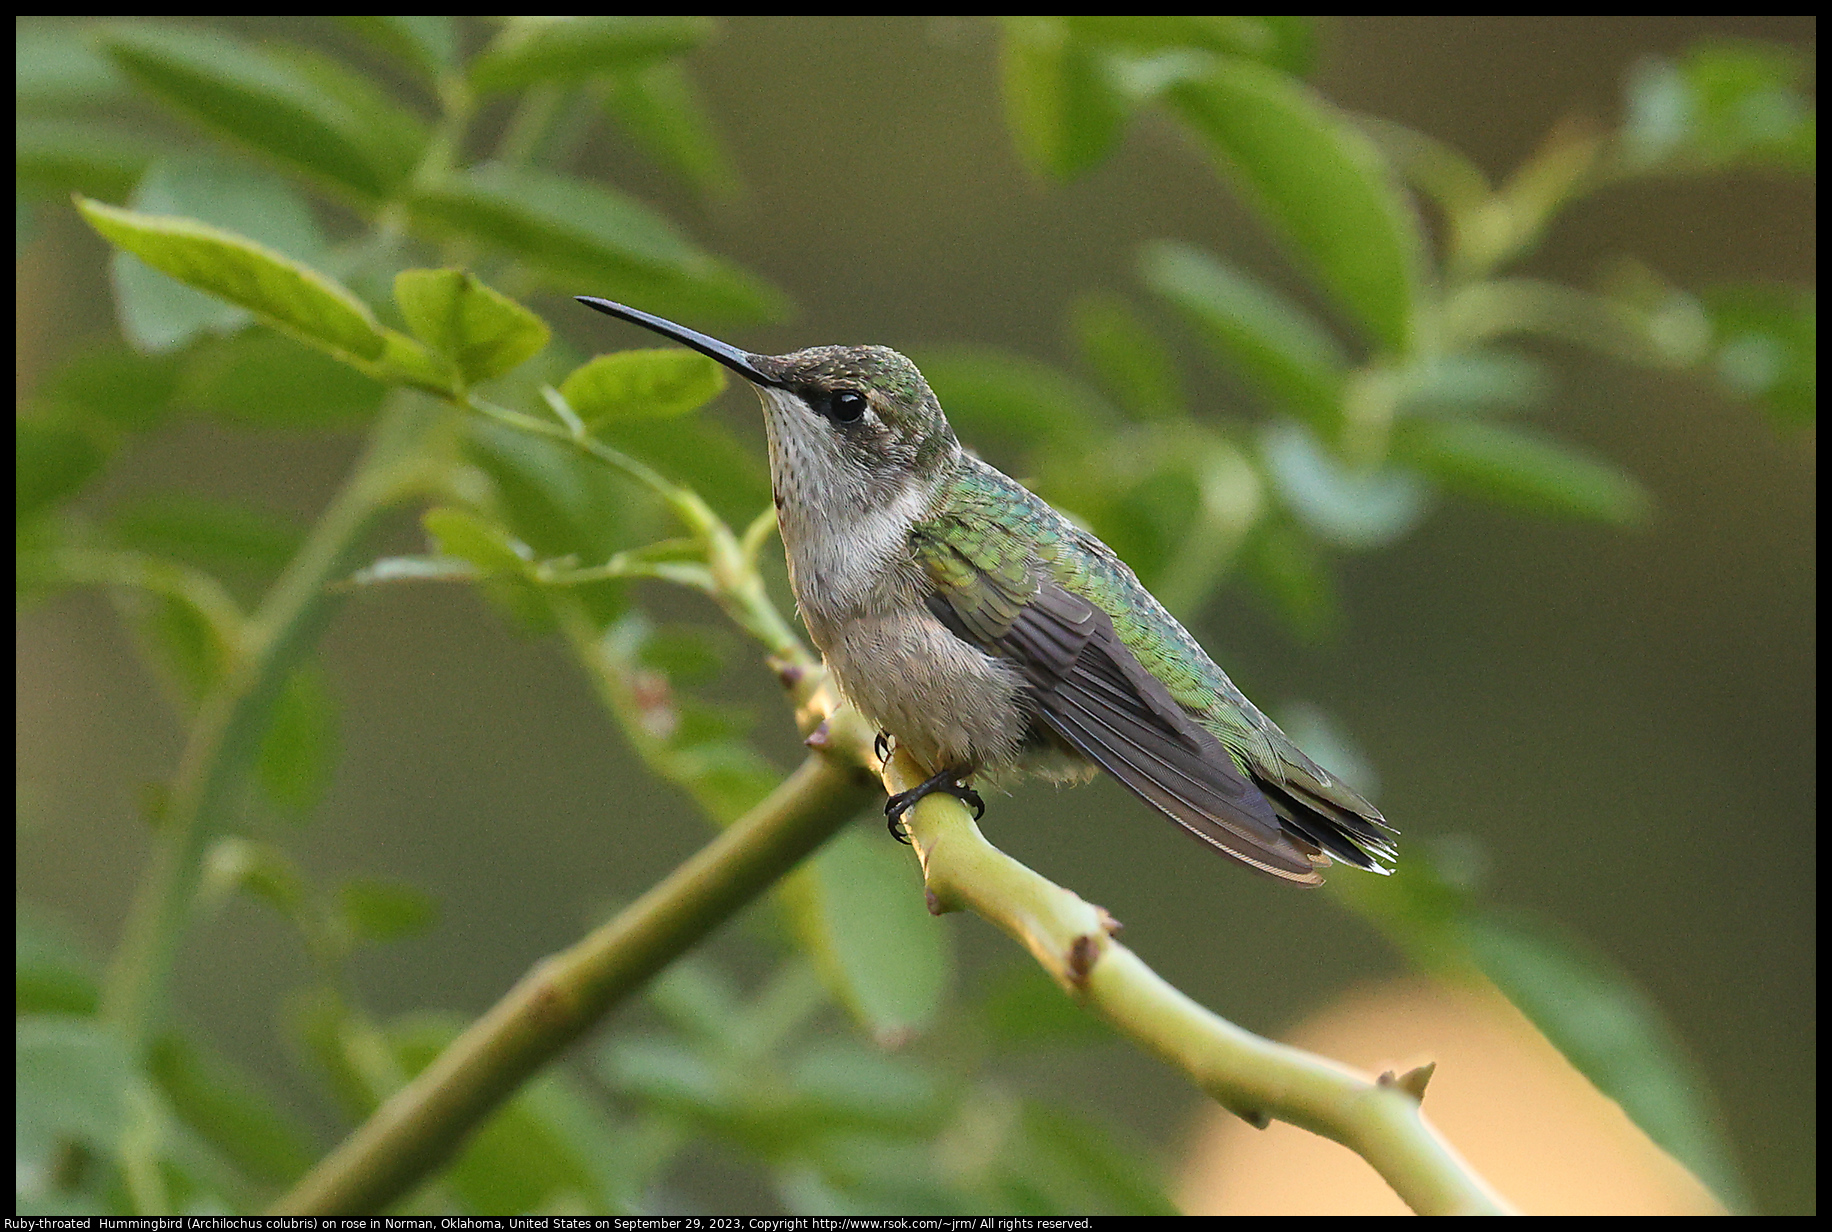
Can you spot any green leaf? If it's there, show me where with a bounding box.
[1070,292,1186,421]
[77,196,387,364]
[973,962,1110,1051]
[408,163,789,323]
[785,1039,945,1131]
[15,119,168,202]
[17,419,108,523]
[1259,419,1430,550]
[1400,419,1651,526]
[603,61,743,199]
[999,17,1131,179]
[41,344,185,433]
[16,1016,134,1169]
[339,878,439,943]
[470,16,714,93]
[1001,1101,1179,1216]
[111,155,332,352]
[1701,284,1816,428]
[463,421,639,563]
[594,415,773,526]
[395,268,550,386]
[1240,515,1337,641]
[16,24,128,109]
[912,348,1109,454]
[179,330,387,428]
[1065,16,1316,76]
[1622,42,1816,173]
[100,24,422,201]
[257,662,339,816]
[16,905,101,1017]
[560,347,727,426]
[791,826,952,1044]
[1141,240,1346,425]
[1166,59,1423,354]
[109,494,303,590]
[422,506,534,576]
[1392,350,1552,418]
[336,16,458,82]
[144,1032,316,1186]
[1466,912,1749,1211]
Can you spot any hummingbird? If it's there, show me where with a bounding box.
[578,297,1395,884]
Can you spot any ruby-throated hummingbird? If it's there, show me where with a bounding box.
[578,297,1395,884]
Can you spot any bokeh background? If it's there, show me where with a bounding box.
[17,15,1815,1213]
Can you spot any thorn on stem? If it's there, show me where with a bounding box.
[804,719,832,750]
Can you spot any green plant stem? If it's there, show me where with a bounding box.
[884,751,1516,1217]
[271,732,880,1217]
[99,398,445,1054]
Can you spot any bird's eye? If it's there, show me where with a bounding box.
[828,390,868,424]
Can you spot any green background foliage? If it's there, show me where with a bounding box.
[17,15,1814,1216]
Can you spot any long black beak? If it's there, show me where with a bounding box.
[575,297,784,388]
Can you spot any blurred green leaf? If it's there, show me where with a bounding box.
[470,16,714,93]
[1400,419,1651,526]
[15,119,169,202]
[1466,912,1749,1211]
[16,23,128,108]
[336,16,458,82]
[602,61,743,199]
[999,17,1130,180]
[1166,59,1423,354]
[464,420,640,564]
[77,196,387,363]
[1701,284,1815,428]
[1622,42,1816,173]
[785,1040,945,1132]
[16,1016,134,1171]
[409,163,789,323]
[101,24,423,201]
[109,494,303,590]
[792,826,951,1044]
[1239,515,1337,641]
[913,348,1109,454]
[395,268,550,387]
[145,1031,316,1187]
[1070,292,1186,421]
[17,905,101,1017]
[423,506,534,576]
[1064,15,1316,77]
[257,661,340,816]
[1260,419,1430,550]
[201,836,307,918]
[1141,240,1346,426]
[40,344,185,433]
[998,1102,1178,1216]
[339,878,439,943]
[972,962,1110,1051]
[1392,350,1553,418]
[178,330,387,428]
[601,1036,731,1120]
[594,416,773,527]
[17,419,109,523]
[560,347,727,426]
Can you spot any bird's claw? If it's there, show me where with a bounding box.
[874,731,894,767]
[883,769,984,843]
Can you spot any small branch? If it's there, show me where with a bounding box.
[883,751,1516,1217]
[272,728,882,1216]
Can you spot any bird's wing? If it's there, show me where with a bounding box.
[914,527,1327,883]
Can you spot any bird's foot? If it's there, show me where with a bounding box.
[884,768,984,844]
[874,731,894,767]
